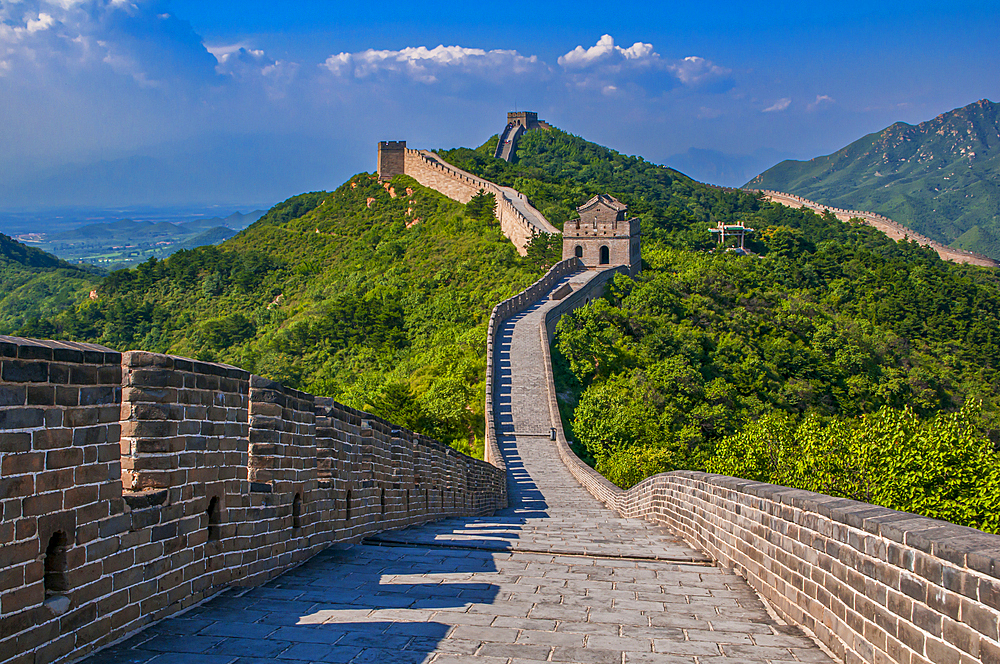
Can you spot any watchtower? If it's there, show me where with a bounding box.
[562,194,641,275]
[377,141,406,181]
[508,111,539,129]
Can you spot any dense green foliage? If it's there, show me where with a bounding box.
[550,182,1000,531]
[709,403,1000,534]
[440,128,744,246]
[0,233,99,332]
[750,99,1000,258]
[11,175,549,457]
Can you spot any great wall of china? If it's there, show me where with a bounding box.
[377,142,559,256]
[2,122,1000,664]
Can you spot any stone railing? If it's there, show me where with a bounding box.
[533,292,1000,664]
[0,336,505,664]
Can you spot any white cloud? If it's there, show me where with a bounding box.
[26,12,54,32]
[557,35,731,94]
[807,94,834,110]
[558,34,658,67]
[763,97,792,112]
[669,56,730,85]
[322,44,542,84]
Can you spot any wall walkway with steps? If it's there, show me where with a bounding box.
[83,268,835,664]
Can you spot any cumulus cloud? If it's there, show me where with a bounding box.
[0,0,218,86]
[0,10,768,207]
[322,44,543,84]
[557,35,732,94]
[558,34,656,67]
[763,97,792,112]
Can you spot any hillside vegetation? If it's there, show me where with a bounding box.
[12,176,545,457]
[445,125,1000,534]
[8,125,1000,532]
[0,233,99,332]
[749,99,1000,259]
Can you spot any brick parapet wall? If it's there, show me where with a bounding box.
[533,288,1000,664]
[1,337,505,664]
[399,149,559,255]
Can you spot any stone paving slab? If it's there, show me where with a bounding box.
[84,270,835,664]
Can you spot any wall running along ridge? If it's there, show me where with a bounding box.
[706,183,998,268]
[515,273,1000,664]
[0,336,505,664]
[381,145,560,256]
[758,190,999,268]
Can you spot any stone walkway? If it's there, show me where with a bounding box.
[85,271,834,664]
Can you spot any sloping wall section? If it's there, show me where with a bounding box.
[378,141,559,256]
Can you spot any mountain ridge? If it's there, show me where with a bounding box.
[749,98,1000,258]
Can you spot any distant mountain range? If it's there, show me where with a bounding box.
[666,147,796,188]
[749,99,1000,259]
[31,209,265,268]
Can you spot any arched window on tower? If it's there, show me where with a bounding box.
[574,245,583,258]
[599,245,610,265]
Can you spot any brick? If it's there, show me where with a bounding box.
[2,452,43,475]
[962,598,1000,640]
[2,360,48,383]
[46,447,84,469]
[31,427,73,449]
[0,432,31,453]
[0,386,26,406]
[35,469,74,493]
[70,365,99,385]
[0,475,34,501]
[0,408,44,430]
[80,386,118,406]
[1,584,42,613]
[22,492,62,516]
[26,386,54,405]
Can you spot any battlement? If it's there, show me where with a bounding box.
[0,335,505,664]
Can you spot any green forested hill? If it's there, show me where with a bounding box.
[749,99,1000,258]
[11,176,547,456]
[8,126,1000,530]
[0,233,99,332]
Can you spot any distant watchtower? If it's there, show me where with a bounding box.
[495,111,552,162]
[508,112,540,130]
[377,141,406,181]
[562,194,641,276]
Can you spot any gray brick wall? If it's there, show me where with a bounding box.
[1,336,505,664]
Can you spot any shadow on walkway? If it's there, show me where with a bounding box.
[85,544,501,664]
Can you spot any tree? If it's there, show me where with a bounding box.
[466,189,496,224]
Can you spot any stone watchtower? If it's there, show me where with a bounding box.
[377,140,406,181]
[562,194,640,275]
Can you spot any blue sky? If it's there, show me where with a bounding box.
[0,0,997,210]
